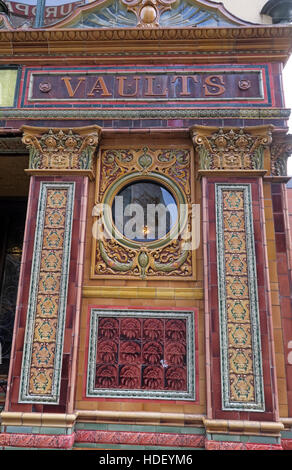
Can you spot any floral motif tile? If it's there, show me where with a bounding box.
[33,318,58,342]
[45,208,66,228]
[40,250,63,272]
[215,184,264,411]
[29,367,54,396]
[47,189,68,209]
[42,229,65,250]
[31,342,56,368]
[36,295,60,318]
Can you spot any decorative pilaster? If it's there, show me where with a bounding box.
[192,125,279,423]
[5,126,101,413]
[215,183,264,411]
[19,182,75,403]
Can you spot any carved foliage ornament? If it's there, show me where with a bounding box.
[270,134,292,176]
[93,146,195,280]
[191,126,273,172]
[87,308,196,401]
[22,126,101,172]
[95,316,187,391]
[121,0,176,28]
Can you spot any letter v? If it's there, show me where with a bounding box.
[61,77,86,97]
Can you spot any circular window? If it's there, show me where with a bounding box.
[112,180,178,242]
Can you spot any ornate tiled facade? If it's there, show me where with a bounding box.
[0,0,292,453]
[19,182,75,403]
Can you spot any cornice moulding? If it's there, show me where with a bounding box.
[24,168,95,180]
[198,170,267,178]
[0,24,291,39]
[0,24,291,63]
[264,175,291,182]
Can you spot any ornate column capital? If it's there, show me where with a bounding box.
[21,125,102,180]
[190,125,273,176]
[270,131,292,176]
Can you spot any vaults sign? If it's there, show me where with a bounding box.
[22,66,268,106]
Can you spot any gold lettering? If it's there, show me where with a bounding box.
[145,76,167,96]
[203,75,225,96]
[87,77,112,97]
[61,77,85,98]
[117,76,140,97]
[171,75,198,96]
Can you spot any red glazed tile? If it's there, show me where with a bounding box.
[280,297,292,316]
[276,253,288,275]
[272,194,283,212]
[274,213,285,233]
[278,274,291,296]
[275,233,287,253]
[6,403,32,413]
[271,183,282,195]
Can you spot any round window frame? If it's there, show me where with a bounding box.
[102,172,188,250]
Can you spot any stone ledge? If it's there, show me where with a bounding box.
[0,411,77,428]
[76,410,204,427]
[198,170,267,178]
[24,168,95,180]
[82,286,204,300]
[203,418,284,436]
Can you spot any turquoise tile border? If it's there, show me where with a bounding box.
[2,447,64,451]
[247,435,280,444]
[4,426,72,435]
[75,422,205,435]
[19,182,75,404]
[5,426,33,434]
[215,183,265,411]
[207,433,280,444]
[86,309,196,401]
